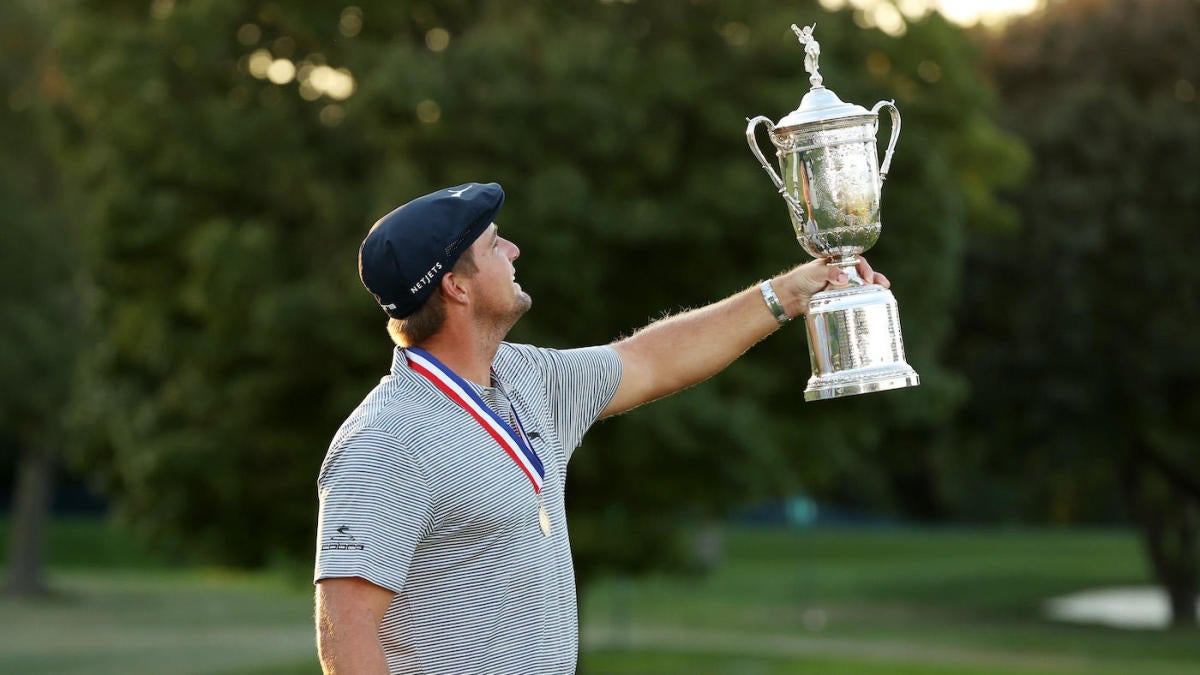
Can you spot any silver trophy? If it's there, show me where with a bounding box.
[746,23,919,401]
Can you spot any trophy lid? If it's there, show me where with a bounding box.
[777,87,872,129]
[776,24,873,131]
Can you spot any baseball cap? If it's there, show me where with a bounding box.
[359,182,504,319]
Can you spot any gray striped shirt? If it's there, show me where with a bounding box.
[315,342,623,674]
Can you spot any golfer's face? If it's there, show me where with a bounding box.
[467,224,531,322]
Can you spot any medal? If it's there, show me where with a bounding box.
[407,347,552,537]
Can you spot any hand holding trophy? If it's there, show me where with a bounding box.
[746,24,919,401]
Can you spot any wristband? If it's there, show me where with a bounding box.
[759,280,791,325]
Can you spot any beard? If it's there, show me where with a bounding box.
[502,288,533,330]
[482,285,532,341]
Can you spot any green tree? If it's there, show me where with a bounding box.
[51,0,1023,586]
[954,0,1200,626]
[0,0,78,596]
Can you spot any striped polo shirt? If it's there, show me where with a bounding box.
[315,342,623,674]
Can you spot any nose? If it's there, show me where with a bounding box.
[503,237,520,261]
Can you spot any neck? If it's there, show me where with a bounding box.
[414,329,501,387]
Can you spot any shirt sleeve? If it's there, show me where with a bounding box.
[314,427,435,594]
[504,344,623,461]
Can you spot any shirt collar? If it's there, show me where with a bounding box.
[392,345,507,394]
[389,346,409,376]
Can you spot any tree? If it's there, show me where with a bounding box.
[954,0,1200,626]
[50,0,1023,585]
[0,0,78,596]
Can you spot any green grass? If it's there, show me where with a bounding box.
[579,528,1198,674]
[0,571,315,675]
[582,649,1072,675]
[2,518,1198,674]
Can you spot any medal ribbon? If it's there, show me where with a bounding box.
[405,347,544,493]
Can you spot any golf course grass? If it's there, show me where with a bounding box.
[2,519,1197,673]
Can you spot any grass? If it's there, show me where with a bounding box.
[2,518,1198,674]
[2,518,316,675]
[0,571,314,675]
[579,528,1198,674]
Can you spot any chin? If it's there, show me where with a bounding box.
[515,292,533,315]
[495,295,532,337]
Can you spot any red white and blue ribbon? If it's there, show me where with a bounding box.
[405,347,544,493]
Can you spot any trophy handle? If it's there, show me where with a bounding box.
[871,100,901,185]
[746,116,804,217]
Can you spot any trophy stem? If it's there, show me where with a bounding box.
[828,255,866,286]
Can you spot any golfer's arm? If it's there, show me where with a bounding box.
[315,577,394,675]
[601,281,782,418]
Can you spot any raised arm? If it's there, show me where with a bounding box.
[600,258,888,418]
[315,576,395,674]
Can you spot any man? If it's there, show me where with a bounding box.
[314,182,889,673]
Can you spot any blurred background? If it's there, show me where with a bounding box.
[2,0,1198,672]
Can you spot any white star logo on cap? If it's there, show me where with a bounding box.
[447,186,472,198]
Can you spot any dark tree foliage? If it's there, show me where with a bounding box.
[47,0,1021,582]
[0,0,78,595]
[955,0,1200,625]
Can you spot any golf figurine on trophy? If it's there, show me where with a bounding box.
[746,23,920,401]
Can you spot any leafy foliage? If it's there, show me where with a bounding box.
[952,0,1200,623]
[0,0,77,451]
[0,0,80,595]
[949,0,1200,521]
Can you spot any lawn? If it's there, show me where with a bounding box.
[2,519,1197,674]
[579,528,1199,674]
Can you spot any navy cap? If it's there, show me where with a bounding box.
[359,182,504,319]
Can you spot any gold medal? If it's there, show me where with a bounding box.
[537,504,552,536]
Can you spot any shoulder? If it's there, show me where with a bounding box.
[318,424,415,489]
[496,341,619,376]
[496,341,543,365]
[328,372,428,443]
[493,342,550,383]
[320,375,448,480]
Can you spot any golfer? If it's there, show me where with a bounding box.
[314,182,889,673]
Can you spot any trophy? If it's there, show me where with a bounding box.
[746,24,919,401]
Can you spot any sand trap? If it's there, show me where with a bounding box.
[1044,586,1199,629]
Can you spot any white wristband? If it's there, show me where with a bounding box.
[759,280,791,325]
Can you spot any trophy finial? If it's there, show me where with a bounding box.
[791,23,823,88]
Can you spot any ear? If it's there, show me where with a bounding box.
[440,271,470,307]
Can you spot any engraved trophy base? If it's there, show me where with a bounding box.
[804,283,919,401]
